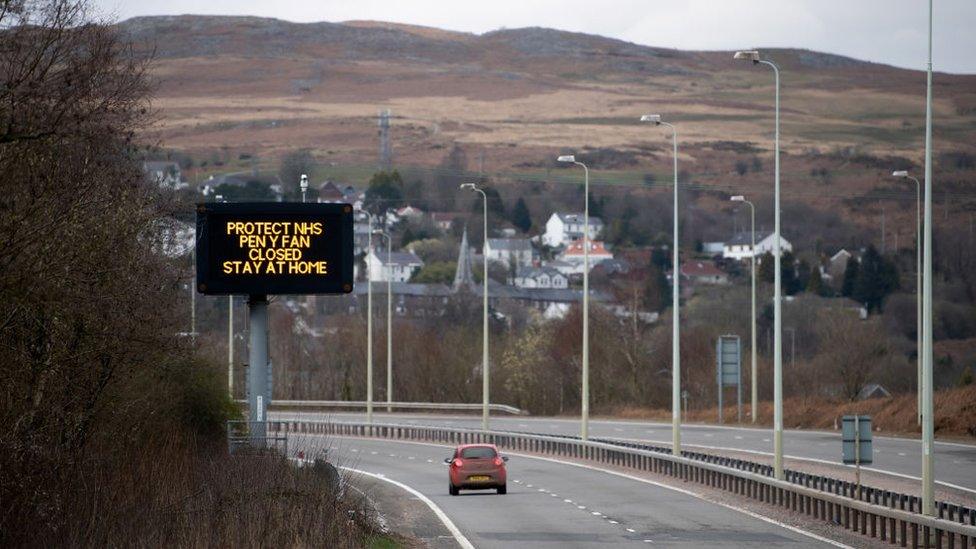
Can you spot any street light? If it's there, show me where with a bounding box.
[556,154,591,440]
[920,0,935,516]
[460,182,491,431]
[730,195,757,423]
[641,114,682,455]
[300,174,309,203]
[373,230,393,414]
[365,214,375,425]
[735,48,784,480]
[893,170,923,425]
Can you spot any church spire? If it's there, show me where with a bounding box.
[453,226,476,291]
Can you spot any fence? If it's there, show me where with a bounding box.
[256,400,527,415]
[269,420,976,549]
[226,420,289,455]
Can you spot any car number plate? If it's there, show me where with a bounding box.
[468,475,490,482]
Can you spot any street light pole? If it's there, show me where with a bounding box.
[366,215,374,426]
[373,231,393,413]
[731,196,757,422]
[921,0,935,516]
[735,49,784,479]
[641,114,681,455]
[893,170,923,425]
[557,155,590,440]
[461,183,491,431]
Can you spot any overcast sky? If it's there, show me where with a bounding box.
[94,0,976,74]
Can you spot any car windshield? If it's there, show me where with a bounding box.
[460,446,497,459]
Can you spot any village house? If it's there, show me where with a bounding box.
[485,238,534,268]
[675,261,730,285]
[430,212,463,231]
[317,181,364,210]
[542,212,604,247]
[511,266,568,289]
[557,239,614,274]
[723,232,794,260]
[366,249,424,283]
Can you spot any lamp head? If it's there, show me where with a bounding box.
[459,183,476,190]
[892,170,909,178]
[734,50,760,64]
[300,173,308,191]
[640,114,662,125]
[557,155,576,163]
[730,195,745,202]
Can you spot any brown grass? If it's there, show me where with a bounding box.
[611,385,976,440]
[3,431,378,547]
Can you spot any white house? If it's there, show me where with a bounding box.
[366,249,424,282]
[723,232,793,260]
[485,238,533,268]
[556,239,614,274]
[511,266,568,289]
[542,213,604,247]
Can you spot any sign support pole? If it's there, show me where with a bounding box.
[248,294,269,445]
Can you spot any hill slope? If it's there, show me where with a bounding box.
[125,15,976,219]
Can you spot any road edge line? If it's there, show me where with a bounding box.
[339,465,475,549]
[317,435,850,548]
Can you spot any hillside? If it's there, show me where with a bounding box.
[124,15,976,235]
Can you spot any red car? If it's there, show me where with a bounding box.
[445,444,508,495]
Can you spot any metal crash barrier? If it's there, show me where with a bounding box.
[270,420,976,549]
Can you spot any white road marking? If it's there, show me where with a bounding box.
[321,436,852,547]
[734,436,744,440]
[609,520,619,524]
[591,511,601,516]
[340,466,475,549]
[626,528,636,533]
[578,505,586,510]
[564,499,573,503]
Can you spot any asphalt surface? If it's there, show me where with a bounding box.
[297,435,840,548]
[272,411,976,494]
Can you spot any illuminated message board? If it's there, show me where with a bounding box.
[196,202,354,295]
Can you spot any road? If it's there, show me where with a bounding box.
[296,435,843,548]
[272,411,976,494]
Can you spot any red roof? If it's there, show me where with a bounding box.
[562,239,612,257]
